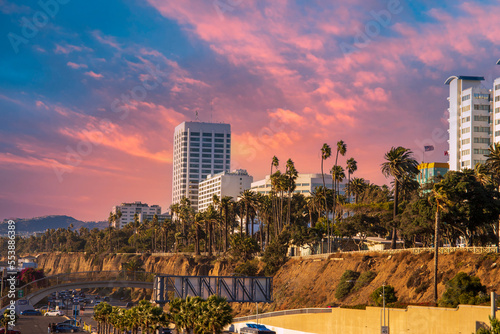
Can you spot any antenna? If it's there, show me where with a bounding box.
[195,109,199,121]
[210,100,213,123]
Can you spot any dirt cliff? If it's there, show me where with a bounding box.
[35,250,500,314]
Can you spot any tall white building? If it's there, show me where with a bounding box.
[446,75,492,171]
[172,121,231,211]
[111,201,166,228]
[198,169,253,212]
[250,173,347,197]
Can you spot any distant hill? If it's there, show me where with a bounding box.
[0,215,107,234]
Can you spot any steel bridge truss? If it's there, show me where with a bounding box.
[153,275,273,304]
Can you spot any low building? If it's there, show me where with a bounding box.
[198,169,253,212]
[250,173,346,197]
[111,202,165,228]
[416,162,449,188]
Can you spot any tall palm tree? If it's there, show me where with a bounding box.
[485,143,500,253]
[320,144,331,251]
[381,146,419,249]
[199,295,233,334]
[239,190,256,237]
[432,182,451,304]
[330,165,345,225]
[285,159,298,226]
[270,156,279,238]
[346,157,357,202]
[220,196,233,252]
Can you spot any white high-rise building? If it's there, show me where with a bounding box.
[446,75,492,171]
[198,169,253,212]
[111,201,166,228]
[172,121,231,211]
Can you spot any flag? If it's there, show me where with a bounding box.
[444,151,449,156]
[424,145,434,152]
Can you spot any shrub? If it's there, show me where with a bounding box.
[438,272,489,307]
[370,285,397,306]
[335,270,360,300]
[353,271,377,292]
[230,234,261,261]
[263,231,290,276]
[234,260,259,276]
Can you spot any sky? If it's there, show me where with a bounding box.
[1,0,500,222]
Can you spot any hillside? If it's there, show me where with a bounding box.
[0,215,107,234]
[35,250,500,315]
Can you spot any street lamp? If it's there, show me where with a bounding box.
[380,283,388,334]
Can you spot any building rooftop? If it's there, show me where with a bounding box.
[418,162,449,170]
[444,75,485,85]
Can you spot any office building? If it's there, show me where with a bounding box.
[111,201,165,228]
[416,162,449,187]
[250,173,346,197]
[446,75,492,170]
[172,121,231,211]
[198,169,253,212]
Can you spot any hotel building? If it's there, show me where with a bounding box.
[111,201,168,228]
[446,75,496,171]
[172,121,231,211]
[198,169,253,212]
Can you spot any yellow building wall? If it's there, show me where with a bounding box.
[236,305,492,334]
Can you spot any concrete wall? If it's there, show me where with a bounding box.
[235,305,492,334]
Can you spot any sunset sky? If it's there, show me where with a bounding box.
[1,0,500,221]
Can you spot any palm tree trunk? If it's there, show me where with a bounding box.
[434,205,440,304]
[391,179,400,249]
[321,160,329,253]
[224,209,228,252]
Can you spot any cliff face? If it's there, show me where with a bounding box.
[35,252,233,276]
[35,250,500,314]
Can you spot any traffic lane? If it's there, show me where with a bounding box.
[14,314,67,334]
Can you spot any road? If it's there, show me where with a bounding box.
[13,295,128,333]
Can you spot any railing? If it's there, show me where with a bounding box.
[234,308,333,323]
[0,271,154,307]
[292,246,499,259]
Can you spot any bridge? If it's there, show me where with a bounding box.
[0,271,154,307]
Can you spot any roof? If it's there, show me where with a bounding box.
[418,162,449,170]
[444,75,485,85]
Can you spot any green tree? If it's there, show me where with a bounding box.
[477,316,500,334]
[346,157,358,203]
[486,142,500,253]
[198,295,233,334]
[438,272,489,307]
[370,285,397,306]
[381,146,419,249]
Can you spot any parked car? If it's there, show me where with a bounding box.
[21,309,42,316]
[54,324,80,333]
[44,310,64,316]
[103,296,110,302]
[36,305,50,311]
[58,319,80,326]
[125,302,134,308]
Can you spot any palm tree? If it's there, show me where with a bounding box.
[199,295,233,334]
[220,196,233,252]
[485,143,500,253]
[350,177,367,204]
[285,159,298,226]
[320,144,331,251]
[239,190,256,237]
[330,165,345,225]
[432,182,451,304]
[346,157,357,202]
[381,146,419,249]
[270,156,279,239]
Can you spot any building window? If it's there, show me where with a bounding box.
[202,164,211,168]
[189,153,199,157]
[461,116,470,123]
[496,96,500,102]
[461,149,470,156]
[214,138,224,143]
[462,94,471,101]
[473,93,490,100]
[496,84,500,90]
[496,107,500,113]
[190,148,199,152]
[214,133,224,137]
[462,105,471,112]
[191,142,200,147]
[461,127,470,134]
[473,149,489,155]
[202,138,212,142]
[461,138,470,145]
[202,149,212,153]
[202,159,211,163]
[473,115,489,122]
[473,126,490,134]
[190,137,200,142]
[202,132,212,137]
[474,104,490,111]
[473,137,490,144]
[496,131,500,137]
[191,132,200,136]
[202,154,212,158]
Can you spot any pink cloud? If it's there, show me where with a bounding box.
[84,71,103,79]
[67,62,88,69]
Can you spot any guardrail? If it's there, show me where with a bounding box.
[234,308,333,323]
[0,271,154,308]
[293,246,499,259]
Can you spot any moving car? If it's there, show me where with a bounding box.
[20,309,42,315]
[0,329,21,334]
[44,310,64,316]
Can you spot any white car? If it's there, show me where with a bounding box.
[44,310,64,316]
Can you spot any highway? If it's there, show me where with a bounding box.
[13,295,128,333]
